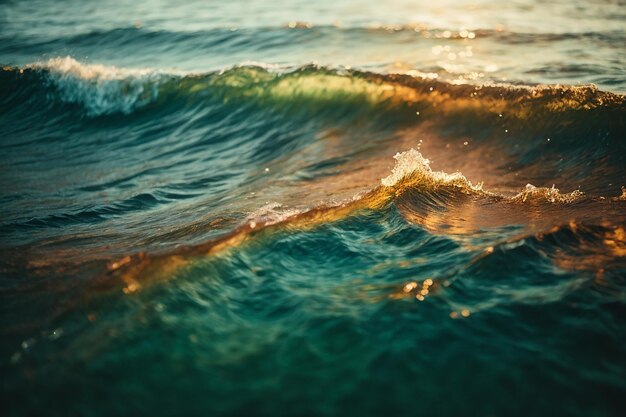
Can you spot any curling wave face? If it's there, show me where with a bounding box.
[4,57,625,117]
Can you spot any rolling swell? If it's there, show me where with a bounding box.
[97,149,626,294]
[2,57,624,117]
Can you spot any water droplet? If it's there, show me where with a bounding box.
[49,328,63,340]
[21,338,35,350]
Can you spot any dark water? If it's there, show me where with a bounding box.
[1,1,626,416]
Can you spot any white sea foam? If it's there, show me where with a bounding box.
[33,56,157,80]
[30,57,173,116]
[247,202,302,226]
[380,149,483,192]
[512,184,583,203]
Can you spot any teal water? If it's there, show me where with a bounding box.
[1,1,626,416]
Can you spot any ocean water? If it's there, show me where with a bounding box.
[1,1,625,416]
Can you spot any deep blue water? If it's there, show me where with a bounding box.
[1,1,626,416]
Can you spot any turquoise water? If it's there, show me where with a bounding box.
[1,1,626,416]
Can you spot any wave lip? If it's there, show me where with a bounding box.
[383,150,591,206]
[28,57,178,116]
[381,149,485,194]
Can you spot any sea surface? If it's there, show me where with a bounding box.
[1,1,625,416]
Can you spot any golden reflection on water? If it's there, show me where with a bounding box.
[550,225,626,275]
[103,154,626,295]
[389,277,437,302]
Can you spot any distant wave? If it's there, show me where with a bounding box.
[4,24,625,52]
[2,57,623,118]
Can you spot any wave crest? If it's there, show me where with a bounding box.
[4,57,624,119]
[29,57,172,115]
[381,149,485,193]
[382,149,588,205]
[511,184,584,204]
